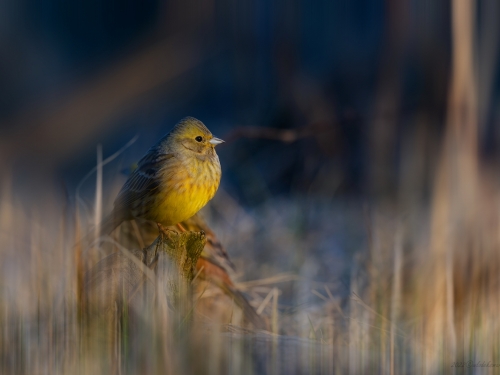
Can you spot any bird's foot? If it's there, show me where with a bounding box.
[157,223,175,241]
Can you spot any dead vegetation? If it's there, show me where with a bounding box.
[1,0,499,374]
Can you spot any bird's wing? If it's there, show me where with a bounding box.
[114,153,175,212]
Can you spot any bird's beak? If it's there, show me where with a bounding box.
[209,137,224,146]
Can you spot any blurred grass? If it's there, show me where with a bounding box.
[1,0,500,374]
[2,151,500,374]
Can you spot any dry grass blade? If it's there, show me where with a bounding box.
[256,288,275,315]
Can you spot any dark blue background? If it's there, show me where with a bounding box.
[1,0,497,205]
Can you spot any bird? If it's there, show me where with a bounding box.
[91,117,265,328]
[98,117,224,236]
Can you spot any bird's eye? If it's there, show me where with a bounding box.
[195,136,203,142]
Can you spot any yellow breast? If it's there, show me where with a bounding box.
[150,156,221,226]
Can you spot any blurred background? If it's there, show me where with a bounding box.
[1,0,500,373]
[1,0,480,196]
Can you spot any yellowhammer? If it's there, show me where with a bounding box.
[99,117,223,235]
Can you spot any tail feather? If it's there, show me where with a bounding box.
[80,212,123,248]
[98,213,122,237]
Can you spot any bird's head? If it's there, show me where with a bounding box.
[168,117,224,157]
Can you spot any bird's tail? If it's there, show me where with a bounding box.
[80,212,122,248]
[98,213,122,236]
